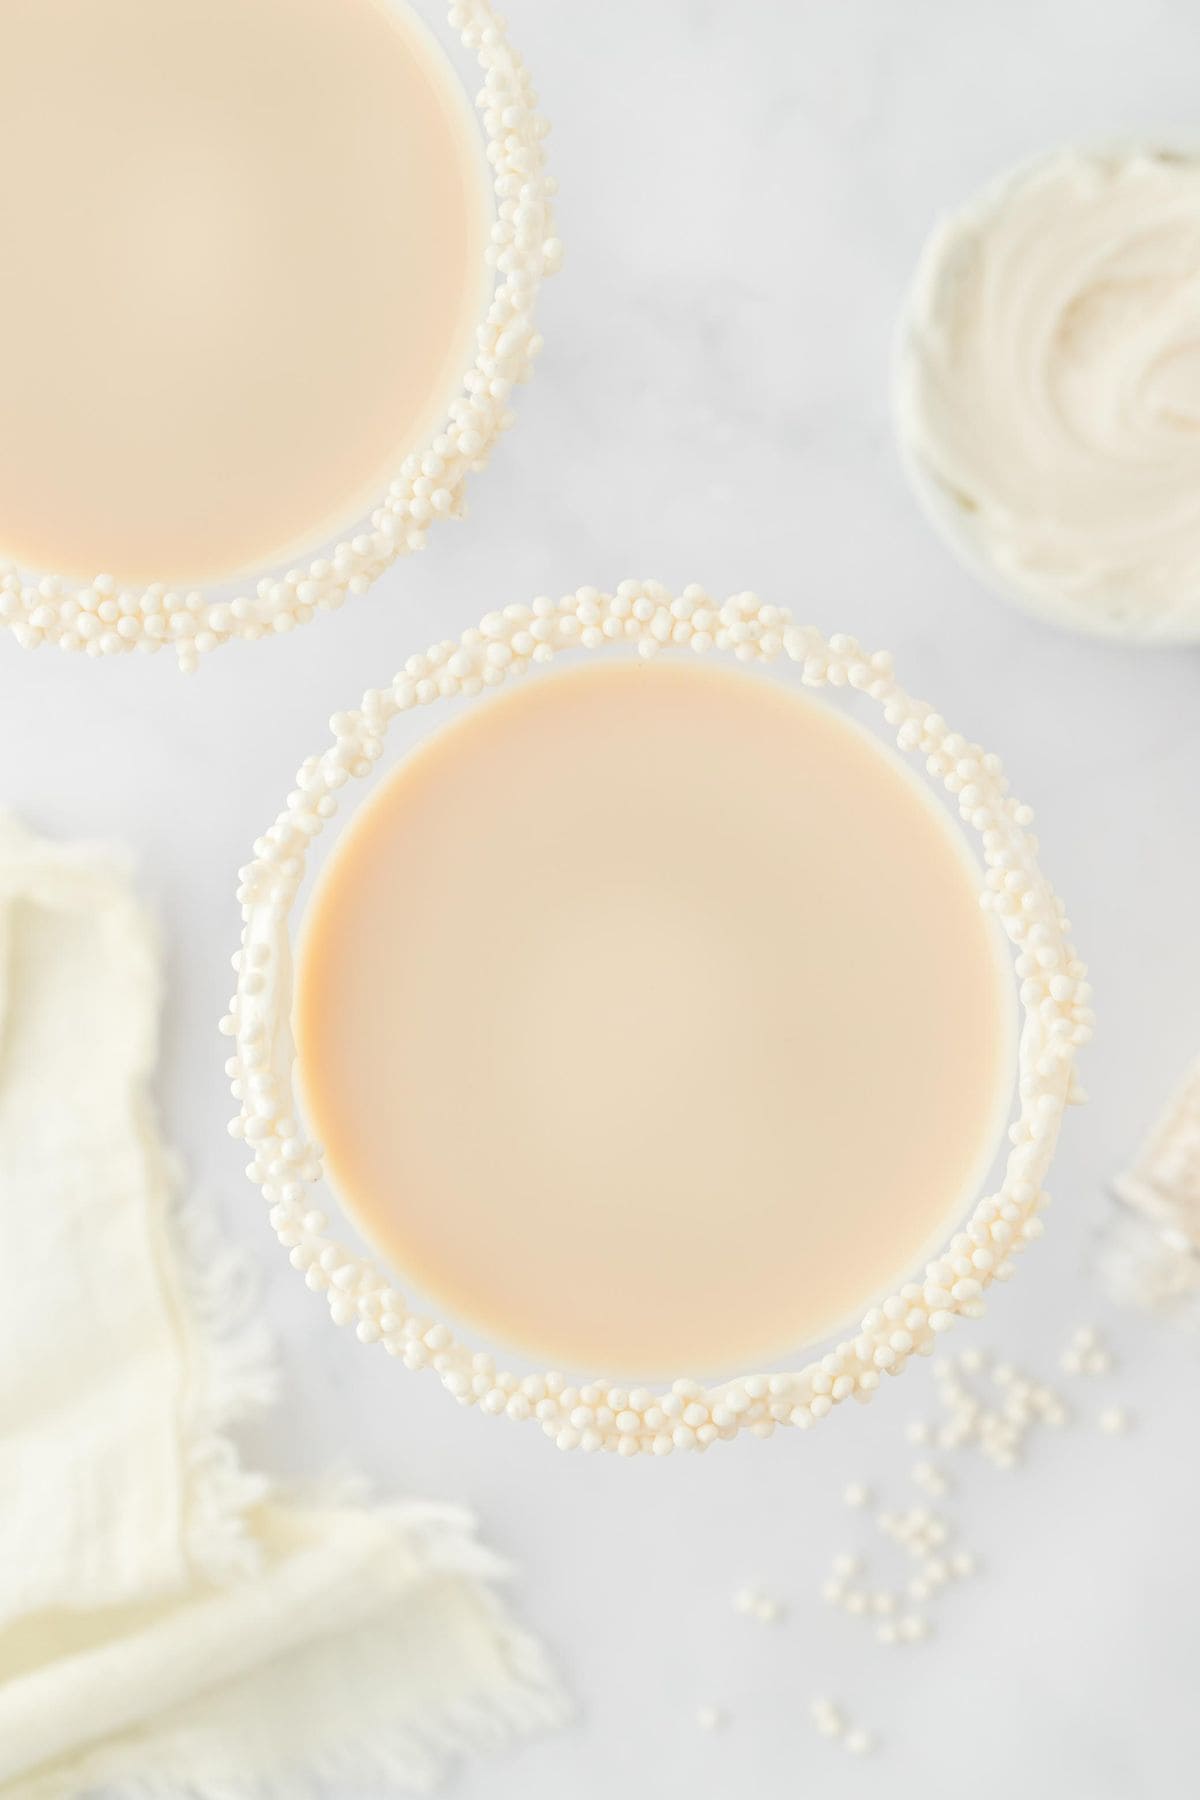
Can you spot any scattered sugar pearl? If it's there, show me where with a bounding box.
[733,1583,783,1623]
[810,1698,844,1739]
[844,1481,871,1508]
[788,1338,1134,1763]
[1061,1325,1114,1377]
[905,1420,933,1446]
[912,1460,951,1497]
[695,1704,726,1732]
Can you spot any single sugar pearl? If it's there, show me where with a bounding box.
[845,1727,877,1757]
[810,1698,844,1739]
[844,1481,871,1508]
[1099,1405,1130,1435]
[695,1704,725,1732]
[912,1460,950,1496]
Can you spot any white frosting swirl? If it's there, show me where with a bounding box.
[897,146,1200,641]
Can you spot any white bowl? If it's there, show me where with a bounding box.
[894,139,1200,646]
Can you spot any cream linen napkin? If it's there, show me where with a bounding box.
[0,816,566,1797]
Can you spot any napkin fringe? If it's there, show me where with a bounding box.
[167,1164,280,1584]
[173,1182,280,1426]
[164,1182,571,1792]
[13,1185,569,1799]
[86,1624,567,1800]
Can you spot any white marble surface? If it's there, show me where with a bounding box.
[4,2,1200,1794]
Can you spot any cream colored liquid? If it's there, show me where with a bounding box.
[0,0,489,586]
[296,663,1014,1377]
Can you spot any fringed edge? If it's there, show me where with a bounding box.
[41,1550,570,1800]
[79,1631,569,1800]
[163,1170,282,1584]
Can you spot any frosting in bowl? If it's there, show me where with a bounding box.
[897,146,1200,642]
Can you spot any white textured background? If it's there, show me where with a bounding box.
[4,2,1200,1794]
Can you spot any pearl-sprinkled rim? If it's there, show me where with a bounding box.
[224,582,1092,1458]
[0,0,559,671]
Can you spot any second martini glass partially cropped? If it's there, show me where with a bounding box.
[0,0,557,665]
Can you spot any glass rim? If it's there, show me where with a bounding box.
[0,0,559,670]
[224,581,1092,1458]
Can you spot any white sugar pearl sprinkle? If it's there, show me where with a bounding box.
[810,1698,844,1739]
[733,1583,783,1620]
